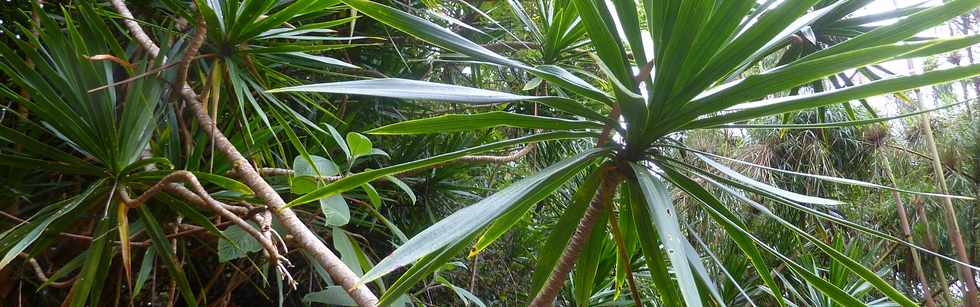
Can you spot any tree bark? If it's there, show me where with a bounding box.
[529,168,619,307]
[108,1,378,305]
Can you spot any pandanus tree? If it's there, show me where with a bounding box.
[2,0,980,306]
[0,1,385,306]
[271,0,980,305]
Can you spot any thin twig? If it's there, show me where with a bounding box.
[87,54,214,94]
[118,171,283,267]
[18,254,75,288]
[458,142,535,163]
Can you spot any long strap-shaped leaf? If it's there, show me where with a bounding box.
[803,0,980,62]
[649,0,712,108]
[533,65,613,105]
[378,231,480,305]
[269,78,542,104]
[687,35,980,117]
[358,148,607,284]
[687,63,980,129]
[662,167,788,307]
[665,163,874,306]
[707,99,967,129]
[688,229,760,307]
[139,205,198,307]
[630,163,704,307]
[340,0,614,107]
[706,179,917,306]
[0,180,105,269]
[664,157,980,271]
[660,160,883,306]
[269,78,606,121]
[287,131,596,207]
[697,154,842,206]
[69,200,118,307]
[671,0,828,105]
[674,146,974,201]
[366,111,602,135]
[624,180,684,306]
[341,0,527,68]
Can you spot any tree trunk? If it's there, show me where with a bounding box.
[529,168,620,307]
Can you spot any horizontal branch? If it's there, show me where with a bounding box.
[118,171,282,266]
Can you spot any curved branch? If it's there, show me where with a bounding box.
[119,171,282,266]
[174,17,207,91]
[160,183,249,215]
[18,254,75,288]
[108,1,378,305]
[233,144,535,182]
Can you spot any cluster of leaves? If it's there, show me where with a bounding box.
[0,0,978,306]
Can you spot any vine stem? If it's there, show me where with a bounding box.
[108,1,378,305]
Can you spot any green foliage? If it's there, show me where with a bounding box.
[1,0,978,306]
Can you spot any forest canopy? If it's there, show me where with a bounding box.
[0,0,978,306]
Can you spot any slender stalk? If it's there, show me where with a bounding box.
[913,197,956,306]
[108,2,378,305]
[879,153,935,307]
[898,29,977,304]
[465,254,480,307]
[606,202,643,307]
[912,92,979,307]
